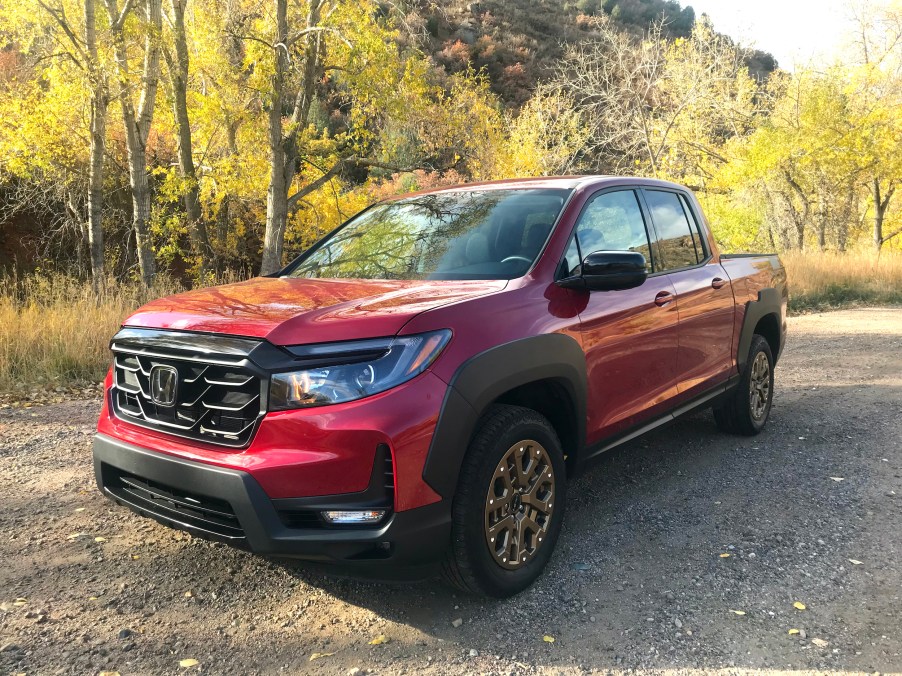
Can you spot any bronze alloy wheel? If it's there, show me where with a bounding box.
[749,351,771,421]
[484,440,556,570]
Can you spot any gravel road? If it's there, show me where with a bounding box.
[2,308,901,675]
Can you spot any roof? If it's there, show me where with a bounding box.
[384,175,691,200]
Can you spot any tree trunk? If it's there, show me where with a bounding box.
[260,0,324,275]
[783,170,809,251]
[871,178,897,250]
[260,0,290,275]
[106,0,162,286]
[167,0,210,274]
[84,0,106,284]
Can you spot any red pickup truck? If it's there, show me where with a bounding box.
[94,176,787,597]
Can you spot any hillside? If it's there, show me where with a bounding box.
[405,0,777,106]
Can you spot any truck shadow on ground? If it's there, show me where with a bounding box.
[262,374,899,670]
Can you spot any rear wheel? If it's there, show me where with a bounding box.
[442,404,566,597]
[714,334,774,436]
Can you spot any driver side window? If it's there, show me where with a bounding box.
[561,189,653,277]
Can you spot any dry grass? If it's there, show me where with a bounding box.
[783,250,902,313]
[1,252,901,394]
[0,274,183,394]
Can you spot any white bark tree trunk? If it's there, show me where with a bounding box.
[84,0,106,284]
[166,0,210,273]
[106,0,162,286]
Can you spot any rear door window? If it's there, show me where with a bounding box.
[643,190,700,271]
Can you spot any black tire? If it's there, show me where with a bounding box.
[713,334,775,436]
[441,404,567,598]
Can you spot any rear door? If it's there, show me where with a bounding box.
[563,188,681,442]
[640,188,735,400]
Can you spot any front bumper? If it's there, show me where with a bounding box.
[93,433,452,569]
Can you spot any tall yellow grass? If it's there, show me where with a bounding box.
[782,250,902,312]
[1,252,900,394]
[0,275,183,393]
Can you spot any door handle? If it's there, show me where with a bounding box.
[711,277,728,290]
[654,291,675,307]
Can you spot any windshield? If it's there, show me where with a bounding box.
[285,189,571,281]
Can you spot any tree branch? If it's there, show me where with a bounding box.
[286,156,423,212]
[113,0,136,30]
[284,25,351,49]
[36,0,88,65]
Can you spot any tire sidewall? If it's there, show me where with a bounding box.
[743,336,774,433]
[457,413,567,597]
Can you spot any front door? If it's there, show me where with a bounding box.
[564,188,682,444]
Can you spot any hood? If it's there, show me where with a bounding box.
[123,276,507,345]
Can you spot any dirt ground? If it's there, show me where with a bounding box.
[1,307,901,676]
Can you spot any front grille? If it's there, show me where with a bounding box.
[110,335,266,448]
[104,466,246,542]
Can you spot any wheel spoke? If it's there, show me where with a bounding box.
[512,445,530,488]
[487,513,516,537]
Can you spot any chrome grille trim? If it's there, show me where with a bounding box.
[110,332,268,449]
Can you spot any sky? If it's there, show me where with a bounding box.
[685,0,856,70]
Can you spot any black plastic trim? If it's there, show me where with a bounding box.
[584,373,740,462]
[93,434,450,566]
[737,287,784,368]
[422,333,587,497]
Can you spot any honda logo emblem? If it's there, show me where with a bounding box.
[149,365,179,407]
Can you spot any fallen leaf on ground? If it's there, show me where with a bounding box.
[179,658,199,668]
[543,635,556,643]
[830,477,845,482]
[719,553,731,558]
[849,559,863,565]
[793,601,806,610]
[99,672,121,676]
[368,635,389,645]
[309,652,335,661]
[788,628,800,635]
[811,638,829,648]
[184,590,193,598]
[66,532,87,540]
[130,554,140,560]
[74,507,86,513]
[94,537,106,543]
[13,598,27,607]
[729,610,746,616]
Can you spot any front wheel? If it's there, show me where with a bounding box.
[442,404,567,597]
[713,334,775,436]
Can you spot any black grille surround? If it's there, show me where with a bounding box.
[109,328,291,449]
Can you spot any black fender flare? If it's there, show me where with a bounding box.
[422,333,587,498]
[737,287,784,370]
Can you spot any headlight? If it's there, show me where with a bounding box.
[269,330,451,410]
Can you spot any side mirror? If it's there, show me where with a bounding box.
[557,250,648,291]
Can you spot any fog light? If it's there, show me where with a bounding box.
[321,510,386,524]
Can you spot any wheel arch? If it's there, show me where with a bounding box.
[422,333,587,498]
[753,313,781,361]
[737,287,784,369]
